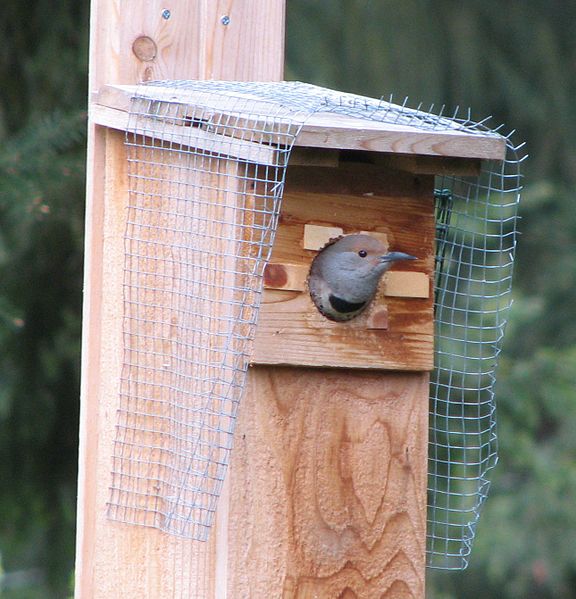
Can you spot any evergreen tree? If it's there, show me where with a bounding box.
[0,1,89,596]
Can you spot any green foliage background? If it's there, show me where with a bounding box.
[0,1,574,597]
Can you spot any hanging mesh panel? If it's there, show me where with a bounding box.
[428,147,523,568]
[107,84,304,539]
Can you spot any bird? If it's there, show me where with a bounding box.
[307,234,417,322]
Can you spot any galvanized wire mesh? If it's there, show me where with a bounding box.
[107,83,304,539]
[106,81,523,564]
[428,145,523,569]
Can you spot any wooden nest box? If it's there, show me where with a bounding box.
[81,79,507,599]
[93,81,505,375]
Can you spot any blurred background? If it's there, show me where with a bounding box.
[0,1,575,597]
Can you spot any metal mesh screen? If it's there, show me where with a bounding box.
[106,81,523,564]
[428,147,523,568]
[107,84,304,539]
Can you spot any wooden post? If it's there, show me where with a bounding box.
[76,1,285,597]
[77,2,429,598]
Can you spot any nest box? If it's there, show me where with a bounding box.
[93,81,504,377]
[82,79,516,597]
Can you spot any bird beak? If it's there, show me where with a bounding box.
[380,251,417,263]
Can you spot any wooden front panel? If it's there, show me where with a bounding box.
[252,163,436,371]
[227,366,429,598]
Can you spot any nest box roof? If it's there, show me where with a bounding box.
[91,80,506,164]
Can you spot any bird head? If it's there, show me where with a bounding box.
[316,235,415,294]
[308,234,417,320]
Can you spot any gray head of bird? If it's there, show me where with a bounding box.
[310,234,417,304]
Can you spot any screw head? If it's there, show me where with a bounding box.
[161,8,171,20]
[220,15,230,26]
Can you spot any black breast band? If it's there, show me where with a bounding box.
[328,294,367,314]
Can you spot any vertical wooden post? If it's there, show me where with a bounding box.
[76,1,285,597]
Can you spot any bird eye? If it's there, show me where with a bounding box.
[358,249,367,258]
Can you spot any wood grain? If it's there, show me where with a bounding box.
[228,367,429,598]
[87,0,285,87]
[383,272,430,298]
[302,224,345,250]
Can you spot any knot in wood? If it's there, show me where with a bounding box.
[132,36,157,62]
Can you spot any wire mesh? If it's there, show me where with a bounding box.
[106,81,523,565]
[428,147,523,568]
[107,83,305,539]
